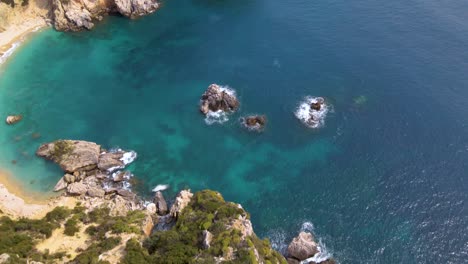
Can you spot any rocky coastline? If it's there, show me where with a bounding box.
[0,139,336,263]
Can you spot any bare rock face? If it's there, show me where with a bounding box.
[98,151,126,171]
[53,177,68,192]
[153,191,168,215]
[87,186,105,198]
[230,213,254,239]
[52,0,159,31]
[199,84,240,115]
[141,213,154,236]
[287,232,319,261]
[5,115,22,125]
[202,230,213,249]
[67,182,87,195]
[169,189,193,218]
[37,140,101,173]
[114,0,159,18]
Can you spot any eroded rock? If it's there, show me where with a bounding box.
[67,182,87,195]
[53,177,67,192]
[5,115,22,125]
[241,115,267,131]
[287,232,319,261]
[153,191,168,215]
[169,189,193,218]
[199,84,240,115]
[36,140,100,173]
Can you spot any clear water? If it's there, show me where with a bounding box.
[1,0,468,262]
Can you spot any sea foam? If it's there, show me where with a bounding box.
[295,96,330,128]
[0,42,21,65]
[203,85,237,125]
[152,184,169,192]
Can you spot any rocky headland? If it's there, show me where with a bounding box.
[0,139,336,263]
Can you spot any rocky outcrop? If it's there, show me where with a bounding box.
[5,115,22,125]
[51,0,159,31]
[287,232,319,261]
[0,254,10,264]
[202,230,212,249]
[169,189,193,218]
[287,231,336,264]
[36,140,100,172]
[153,191,168,215]
[37,140,138,202]
[200,84,240,115]
[241,115,267,131]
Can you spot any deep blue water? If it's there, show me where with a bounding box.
[1,0,468,262]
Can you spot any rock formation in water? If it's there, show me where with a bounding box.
[51,0,159,31]
[241,114,267,131]
[5,115,22,125]
[286,231,336,264]
[200,83,240,115]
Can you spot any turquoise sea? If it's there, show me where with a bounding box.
[1,0,468,262]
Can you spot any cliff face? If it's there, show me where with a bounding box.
[51,0,159,31]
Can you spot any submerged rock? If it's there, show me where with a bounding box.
[287,232,319,261]
[5,115,22,125]
[200,84,240,115]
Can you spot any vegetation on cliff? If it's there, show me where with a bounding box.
[0,190,287,264]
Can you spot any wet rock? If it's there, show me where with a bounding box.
[5,115,22,125]
[98,151,125,171]
[0,253,10,264]
[53,177,68,192]
[153,191,168,215]
[64,174,76,184]
[67,182,87,195]
[36,140,100,173]
[200,84,240,115]
[169,189,193,218]
[87,187,105,198]
[242,115,267,131]
[202,230,213,249]
[117,189,137,200]
[113,170,132,182]
[287,232,319,261]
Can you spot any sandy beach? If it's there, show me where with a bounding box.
[0,0,49,65]
[0,170,77,219]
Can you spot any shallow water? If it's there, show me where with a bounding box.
[1,0,468,262]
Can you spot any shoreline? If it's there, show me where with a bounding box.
[0,169,76,219]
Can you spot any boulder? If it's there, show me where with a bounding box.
[242,115,267,130]
[67,182,87,195]
[36,140,100,173]
[64,173,76,183]
[287,258,300,264]
[98,151,125,171]
[0,253,10,264]
[200,84,240,114]
[169,189,193,218]
[202,230,213,249]
[146,203,157,215]
[5,115,22,125]
[117,189,137,200]
[115,0,159,18]
[287,232,319,261]
[153,191,168,215]
[53,177,68,192]
[113,170,132,182]
[87,187,105,198]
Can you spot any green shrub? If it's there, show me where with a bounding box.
[121,238,152,264]
[64,217,80,236]
[45,206,71,223]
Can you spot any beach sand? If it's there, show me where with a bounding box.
[0,170,77,219]
[0,0,49,64]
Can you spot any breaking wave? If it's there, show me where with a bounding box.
[295,96,330,128]
[205,110,229,125]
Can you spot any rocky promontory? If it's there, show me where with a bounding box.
[51,0,159,31]
[200,83,240,115]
